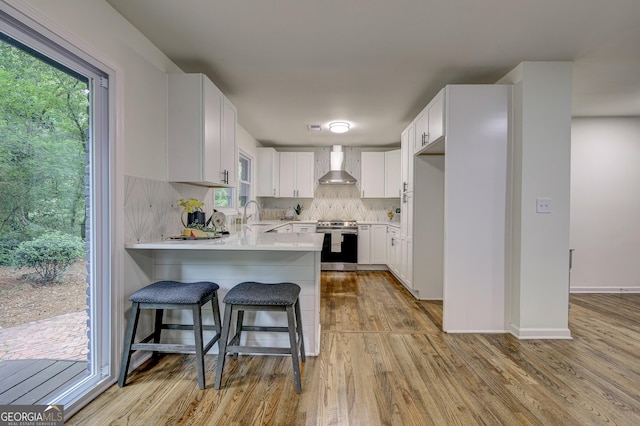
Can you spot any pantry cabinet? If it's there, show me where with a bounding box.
[167,73,237,187]
[257,147,280,197]
[279,152,315,198]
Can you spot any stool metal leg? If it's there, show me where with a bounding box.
[294,299,306,362]
[214,303,234,390]
[233,310,244,359]
[210,294,222,336]
[152,309,163,359]
[286,305,302,394]
[118,302,141,387]
[192,303,206,389]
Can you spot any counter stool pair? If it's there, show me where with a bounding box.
[118,280,305,393]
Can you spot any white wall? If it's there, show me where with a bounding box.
[570,117,640,292]
[499,62,573,339]
[20,0,181,181]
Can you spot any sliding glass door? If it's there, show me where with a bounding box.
[0,9,110,411]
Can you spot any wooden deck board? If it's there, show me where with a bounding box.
[0,359,87,404]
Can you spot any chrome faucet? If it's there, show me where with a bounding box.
[243,200,262,224]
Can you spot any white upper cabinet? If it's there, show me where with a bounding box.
[279,152,315,198]
[167,73,237,187]
[384,149,401,198]
[256,147,280,197]
[361,152,385,198]
[221,98,237,187]
[414,88,445,154]
[401,123,414,193]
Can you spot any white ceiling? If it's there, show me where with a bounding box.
[107,0,640,147]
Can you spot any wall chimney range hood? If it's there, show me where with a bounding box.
[318,145,357,185]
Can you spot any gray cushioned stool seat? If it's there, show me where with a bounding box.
[130,280,220,304]
[119,280,222,390]
[223,281,299,306]
[215,281,305,393]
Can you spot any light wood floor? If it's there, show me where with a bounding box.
[68,271,640,425]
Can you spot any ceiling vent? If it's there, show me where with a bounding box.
[307,124,322,131]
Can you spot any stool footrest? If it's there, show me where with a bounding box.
[131,332,220,355]
[239,326,289,333]
[161,324,220,331]
[225,345,292,355]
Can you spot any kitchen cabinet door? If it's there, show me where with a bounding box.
[357,225,371,264]
[361,152,385,198]
[370,224,387,264]
[384,149,401,198]
[295,152,315,198]
[427,89,445,144]
[401,123,414,193]
[221,98,237,187]
[387,227,400,274]
[279,152,296,197]
[414,88,445,154]
[279,152,315,198]
[168,73,236,187]
[292,223,316,233]
[413,106,429,153]
[257,147,279,197]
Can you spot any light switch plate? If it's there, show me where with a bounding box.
[536,197,552,213]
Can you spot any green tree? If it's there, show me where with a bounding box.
[0,36,89,264]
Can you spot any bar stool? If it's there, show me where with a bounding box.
[214,281,306,393]
[118,280,222,390]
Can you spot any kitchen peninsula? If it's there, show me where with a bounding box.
[125,231,323,355]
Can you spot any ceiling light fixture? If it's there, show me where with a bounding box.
[329,122,350,134]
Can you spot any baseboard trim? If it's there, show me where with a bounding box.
[509,324,573,340]
[570,286,640,293]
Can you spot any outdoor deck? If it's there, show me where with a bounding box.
[0,359,88,404]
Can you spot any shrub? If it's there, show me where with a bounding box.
[13,232,85,283]
[0,238,21,266]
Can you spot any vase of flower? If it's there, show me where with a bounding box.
[178,198,205,227]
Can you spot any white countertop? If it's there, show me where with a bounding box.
[125,231,324,251]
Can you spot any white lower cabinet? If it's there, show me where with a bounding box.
[370,225,387,264]
[357,225,371,264]
[387,227,400,274]
[274,224,292,233]
[292,223,316,233]
[358,224,387,265]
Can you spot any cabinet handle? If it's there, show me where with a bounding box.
[362,190,365,197]
[403,182,407,192]
[273,188,276,196]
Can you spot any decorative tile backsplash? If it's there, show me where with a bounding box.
[124,147,400,242]
[260,184,399,222]
[261,147,400,222]
[124,176,216,243]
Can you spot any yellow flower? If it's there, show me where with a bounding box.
[177,198,204,213]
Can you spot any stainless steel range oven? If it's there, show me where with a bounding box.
[316,220,358,271]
